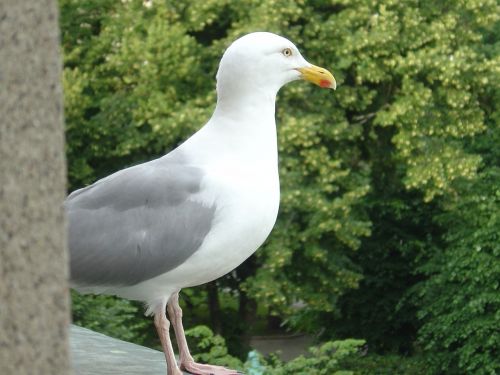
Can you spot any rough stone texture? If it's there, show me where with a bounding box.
[0,1,71,374]
[70,325,189,375]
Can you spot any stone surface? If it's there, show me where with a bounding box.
[70,325,189,375]
[0,1,71,374]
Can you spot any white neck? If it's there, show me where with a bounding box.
[211,87,276,143]
[186,87,279,169]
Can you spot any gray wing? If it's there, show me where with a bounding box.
[66,154,216,287]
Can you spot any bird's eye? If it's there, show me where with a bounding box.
[282,48,293,57]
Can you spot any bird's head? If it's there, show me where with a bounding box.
[216,32,336,99]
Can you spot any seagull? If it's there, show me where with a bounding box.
[66,32,336,375]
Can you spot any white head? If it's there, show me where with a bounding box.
[216,32,336,101]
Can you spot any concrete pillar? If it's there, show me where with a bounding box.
[0,1,71,374]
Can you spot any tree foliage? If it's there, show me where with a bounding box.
[61,0,499,373]
[71,291,150,344]
[265,339,366,375]
[185,325,245,371]
[412,123,500,374]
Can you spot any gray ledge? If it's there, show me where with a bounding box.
[70,325,189,374]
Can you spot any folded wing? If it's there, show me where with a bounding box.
[66,155,216,288]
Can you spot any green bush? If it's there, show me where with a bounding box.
[185,325,244,371]
[264,339,366,375]
[186,326,367,375]
[342,353,428,375]
[71,291,149,344]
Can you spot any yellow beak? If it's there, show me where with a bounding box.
[297,65,336,90]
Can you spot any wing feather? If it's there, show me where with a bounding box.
[66,154,216,287]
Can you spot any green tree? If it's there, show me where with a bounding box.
[409,11,500,372]
[71,291,150,344]
[60,0,499,371]
[60,0,371,342]
[284,0,499,362]
[412,113,500,373]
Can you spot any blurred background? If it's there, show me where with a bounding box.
[61,0,499,374]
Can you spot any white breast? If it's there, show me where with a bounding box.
[117,163,279,304]
[186,161,280,283]
[115,101,280,304]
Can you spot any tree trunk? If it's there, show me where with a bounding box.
[0,1,71,374]
[207,282,222,334]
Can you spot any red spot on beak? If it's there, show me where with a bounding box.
[320,79,331,88]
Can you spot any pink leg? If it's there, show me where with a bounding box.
[167,292,240,375]
[154,302,184,375]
